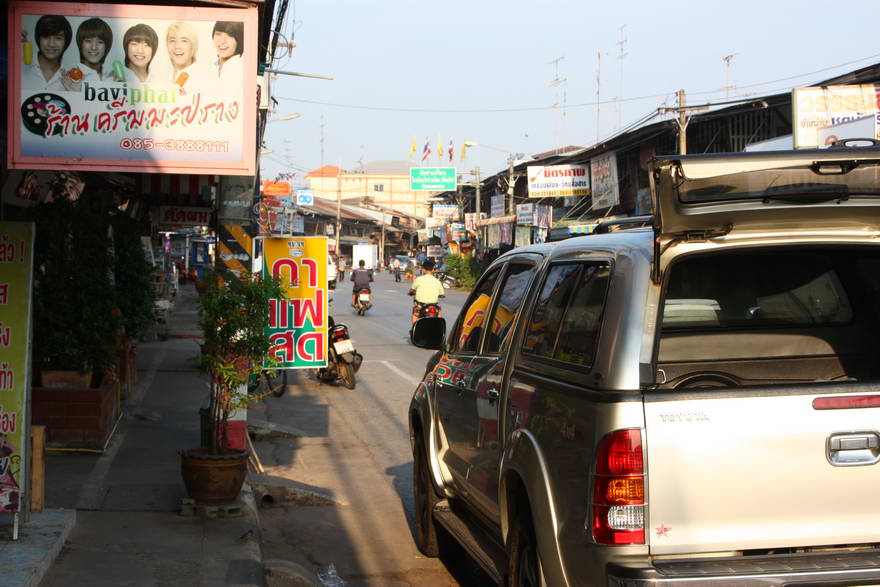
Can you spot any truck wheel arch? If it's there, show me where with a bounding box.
[500,429,569,587]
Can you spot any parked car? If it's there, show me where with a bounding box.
[409,146,880,586]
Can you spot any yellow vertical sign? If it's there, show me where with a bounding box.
[263,236,328,368]
[0,222,34,513]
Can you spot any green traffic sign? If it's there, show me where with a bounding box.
[410,167,457,191]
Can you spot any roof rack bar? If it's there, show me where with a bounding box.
[594,215,653,234]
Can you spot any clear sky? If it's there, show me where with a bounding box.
[260,0,880,186]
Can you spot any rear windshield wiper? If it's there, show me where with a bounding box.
[762,183,849,204]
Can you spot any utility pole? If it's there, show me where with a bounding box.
[722,53,737,99]
[596,51,602,144]
[548,56,566,151]
[474,166,481,218]
[335,165,341,252]
[507,155,515,216]
[658,89,709,155]
[617,25,628,129]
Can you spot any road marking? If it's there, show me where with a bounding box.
[365,359,421,386]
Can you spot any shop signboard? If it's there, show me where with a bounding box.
[431,204,460,219]
[426,245,444,258]
[425,217,446,228]
[263,181,292,197]
[516,203,534,225]
[464,212,485,231]
[490,194,505,218]
[0,222,34,514]
[410,167,456,191]
[8,2,258,175]
[159,205,212,227]
[792,85,880,149]
[263,236,328,369]
[590,151,620,209]
[295,189,314,207]
[526,164,589,198]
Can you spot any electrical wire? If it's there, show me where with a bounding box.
[273,52,880,114]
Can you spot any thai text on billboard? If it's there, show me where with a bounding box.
[8,2,258,175]
[431,204,460,219]
[263,237,328,369]
[0,222,34,514]
[526,164,589,198]
[792,85,880,149]
[590,151,619,209]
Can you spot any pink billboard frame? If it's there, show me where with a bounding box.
[7,1,258,175]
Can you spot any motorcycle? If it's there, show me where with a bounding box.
[433,271,458,289]
[312,315,362,389]
[354,288,372,315]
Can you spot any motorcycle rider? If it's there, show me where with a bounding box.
[408,259,445,323]
[350,259,373,308]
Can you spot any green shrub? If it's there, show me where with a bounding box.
[443,254,481,289]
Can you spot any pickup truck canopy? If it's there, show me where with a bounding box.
[650,147,880,241]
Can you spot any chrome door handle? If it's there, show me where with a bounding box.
[827,432,880,466]
[487,387,500,403]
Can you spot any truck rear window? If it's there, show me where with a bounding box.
[662,252,853,329]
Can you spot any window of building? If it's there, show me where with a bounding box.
[374,184,385,192]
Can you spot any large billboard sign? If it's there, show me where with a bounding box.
[8,2,258,175]
[792,85,880,149]
[263,237,328,369]
[0,222,35,514]
[526,164,589,198]
[410,167,456,191]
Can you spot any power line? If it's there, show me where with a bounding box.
[274,52,880,114]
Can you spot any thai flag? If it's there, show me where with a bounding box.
[448,140,454,163]
[421,137,431,162]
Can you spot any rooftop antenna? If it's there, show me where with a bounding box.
[722,53,738,99]
[616,25,628,129]
[596,51,605,144]
[548,56,567,151]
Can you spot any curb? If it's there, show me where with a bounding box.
[0,509,76,587]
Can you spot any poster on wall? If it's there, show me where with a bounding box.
[590,151,620,209]
[263,237,328,369]
[8,2,258,175]
[0,222,35,514]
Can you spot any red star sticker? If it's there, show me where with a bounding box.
[656,524,670,537]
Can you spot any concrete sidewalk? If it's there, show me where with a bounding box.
[0,282,265,587]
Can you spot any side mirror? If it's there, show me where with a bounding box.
[411,317,446,349]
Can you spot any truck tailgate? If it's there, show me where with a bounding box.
[643,388,880,555]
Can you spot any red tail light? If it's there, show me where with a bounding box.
[591,429,645,545]
[428,306,437,316]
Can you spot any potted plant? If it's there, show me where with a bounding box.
[180,269,284,503]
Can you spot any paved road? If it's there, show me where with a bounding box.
[252,271,495,586]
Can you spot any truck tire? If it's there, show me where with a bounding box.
[508,506,547,587]
[413,434,444,557]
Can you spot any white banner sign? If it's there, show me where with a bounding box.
[516,203,534,225]
[590,151,619,209]
[431,204,460,219]
[526,164,589,198]
[793,85,880,149]
[490,194,505,218]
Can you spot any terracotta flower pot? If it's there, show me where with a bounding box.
[180,448,249,503]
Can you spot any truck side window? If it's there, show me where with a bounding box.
[522,262,610,368]
[451,267,501,354]
[522,264,579,357]
[484,263,537,355]
[554,264,610,367]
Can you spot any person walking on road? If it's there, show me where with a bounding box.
[392,257,401,282]
[408,259,445,323]
[350,259,373,308]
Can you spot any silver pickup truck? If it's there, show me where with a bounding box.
[409,146,880,586]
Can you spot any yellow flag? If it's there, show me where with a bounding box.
[461,137,468,161]
[437,136,443,161]
[409,137,417,159]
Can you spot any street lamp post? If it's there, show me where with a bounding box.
[463,141,518,216]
